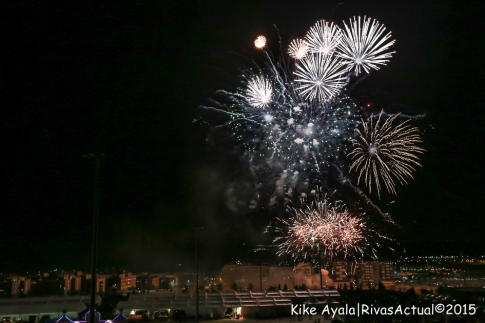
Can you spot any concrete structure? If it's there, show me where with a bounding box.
[217,264,332,290]
[117,290,339,318]
[0,295,101,322]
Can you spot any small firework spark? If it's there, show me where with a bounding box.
[288,39,308,59]
[275,197,365,265]
[348,111,425,198]
[305,20,342,55]
[246,75,272,108]
[254,35,267,49]
[294,53,347,101]
[338,16,396,75]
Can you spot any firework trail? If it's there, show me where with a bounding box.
[331,163,394,224]
[348,111,425,198]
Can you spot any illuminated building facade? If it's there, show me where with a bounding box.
[358,261,393,286]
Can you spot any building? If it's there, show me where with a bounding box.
[217,264,332,290]
[358,261,393,287]
[107,272,137,291]
[4,276,31,295]
[83,275,106,293]
[70,276,82,293]
[136,274,160,291]
[159,274,178,287]
[58,274,82,295]
[149,273,179,289]
[60,275,72,293]
[331,262,357,287]
[330,261,394,288]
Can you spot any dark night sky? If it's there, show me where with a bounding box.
[2,0,484,274]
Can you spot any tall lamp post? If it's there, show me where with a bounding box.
[194,227,203,323]
[85,153,106,323]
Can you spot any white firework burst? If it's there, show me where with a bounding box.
[246,75,272,108]
[288,39,308,59]
[348,111,425,198]
[338,16,396,75]
[294,54,347,101]
[305,20,342,55]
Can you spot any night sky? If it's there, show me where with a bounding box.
[2,0,484,274]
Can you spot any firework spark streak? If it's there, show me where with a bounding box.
[348,111,425,198]
[275,197,365,263]
[338,16,396,75]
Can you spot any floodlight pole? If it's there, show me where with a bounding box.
[85,153,103,323]
[195,227,203,323]
[196,228,198,323]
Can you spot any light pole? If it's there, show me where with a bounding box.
[194,227,203,323]
[84,153,106,323]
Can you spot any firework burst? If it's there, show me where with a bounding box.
[201,16,422,261]
[338,16,396,75]
[294,54,347,101]
[275,197,365,265]
[305,20,342,55]
[246,75,273,108]
[288,39,308,59]
[348,111,425,198]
